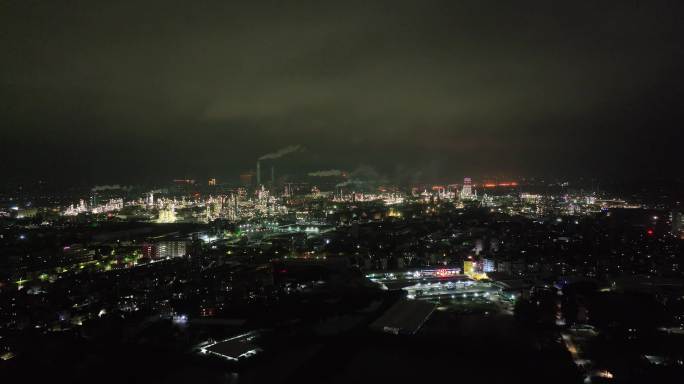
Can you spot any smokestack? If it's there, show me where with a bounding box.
[256,160,261,185]
[271,166,275,184]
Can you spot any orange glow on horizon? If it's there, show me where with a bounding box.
[483,181,518,188]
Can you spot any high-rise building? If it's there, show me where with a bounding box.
[460,177,477,200]
[155,241,187,259]
[208,178,216,186]
[482,258,495,273]
[462,177,472,195]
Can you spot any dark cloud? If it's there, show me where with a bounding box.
[1,0,683,184]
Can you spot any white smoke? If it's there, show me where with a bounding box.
[335,165,387,189]
[335,180,364,188]
[259,145,301,160]
[308,169,344,177]
[91,184,132,192]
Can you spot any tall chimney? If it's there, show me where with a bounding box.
[256,160,261,186]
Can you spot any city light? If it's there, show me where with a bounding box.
[1,3,682,383]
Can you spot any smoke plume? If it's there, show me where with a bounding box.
[91,184,132,192]
[259,145,301,160]
[308,169,344,177]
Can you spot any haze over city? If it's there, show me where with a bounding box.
[2,1,683,184]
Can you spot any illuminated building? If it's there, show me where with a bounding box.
[155,241,187,259]
[382,193,404,205]
[256,185,268,201]
[459,177,477,200]
[15,207,38,219]
[432,185,445,197]
[157,203,177,223]
[482,258,495,273]
[387,207,402,218]
[462,178,472,196]
[208,178,216,186]
[521,193,541,202]
[90,198,123,214]
[463,260,475,275]
[224,193,240,221]
[205,196,222,221]
[463,259,488,279]
[64,199,88,216]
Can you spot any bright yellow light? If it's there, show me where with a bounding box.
[463,260,475,275]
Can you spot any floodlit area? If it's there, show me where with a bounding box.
[366,268,466,290]
[367,269,516,314]
[198,331,262,362]
[403,279,500,300]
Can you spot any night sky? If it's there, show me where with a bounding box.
[2,1,683,185]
